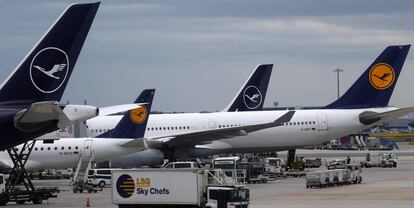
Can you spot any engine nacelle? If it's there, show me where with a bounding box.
[62,105,99,123]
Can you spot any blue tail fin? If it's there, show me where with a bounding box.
[98,89,155,138]
[223,64,273,111]
[0,2,100,105]
[324,45,410,109]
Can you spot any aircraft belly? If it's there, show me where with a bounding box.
[221,127,324,149]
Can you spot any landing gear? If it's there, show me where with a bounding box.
[1,141,58,206]
[287,149,296,165]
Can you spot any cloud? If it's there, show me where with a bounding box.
[0,0,413,112]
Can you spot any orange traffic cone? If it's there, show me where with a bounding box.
[85,197,91,208]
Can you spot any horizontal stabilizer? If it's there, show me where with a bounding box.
[359,107,414,125]
[98,103,146,116]
[14,101,102,132]
[98,89,155,139]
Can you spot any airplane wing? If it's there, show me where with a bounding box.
[359,107,414,125]
[120,111,295,149]
[14,102,146,132]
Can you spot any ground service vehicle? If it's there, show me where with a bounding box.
[212,157,268,183]
[0,173,58,205]
[212,157,246,182]
[264,157,284,178]
[112,169,249,208]
[305,158,322,168]
[327,159,347,170]
[87,169,117,187]
[306,165,362,188]
[361,153,397,168]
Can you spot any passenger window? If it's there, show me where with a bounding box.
[54,147,58,150]
[75,146,78,150]
[35,147,38,151]
[40,147,43,151]
[61,147,64,150]
[47,147,51,151]
[68,146,72,150]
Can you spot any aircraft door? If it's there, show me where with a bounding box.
[83,139,93,158]
[209,121,216,129]
[317,113,328,131]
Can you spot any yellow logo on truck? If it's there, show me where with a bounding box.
[369,63,395,90]
[116,174,134,198]
[129,106,148,124]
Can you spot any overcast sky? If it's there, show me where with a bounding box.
[0,0,413,112]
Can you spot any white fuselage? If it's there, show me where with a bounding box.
[87,107,395,153]
[0,107,395,170]
[0,138,137,170]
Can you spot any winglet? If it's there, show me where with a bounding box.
[223,64,273,112]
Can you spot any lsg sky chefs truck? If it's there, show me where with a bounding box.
[112,169,250,208]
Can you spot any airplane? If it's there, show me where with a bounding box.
[85,45,412,165]
[0,2,101,150]
[106,63,274,167]
[0,64,278,170]
[0,87,294,170]
[0,89,156,170]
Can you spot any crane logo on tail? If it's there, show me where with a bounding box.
[369,63,395,90]
[30,47,69,93]
[130,106,148,124]
[243,85,263,109]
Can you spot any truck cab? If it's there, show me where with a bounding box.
[206,186,249,208]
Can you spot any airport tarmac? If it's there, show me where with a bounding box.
[5,154,414,207]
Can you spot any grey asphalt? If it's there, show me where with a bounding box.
[5,149,414,207]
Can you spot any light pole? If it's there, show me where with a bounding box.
[333,68,344,98]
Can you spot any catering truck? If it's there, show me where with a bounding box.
[112,169,249,208]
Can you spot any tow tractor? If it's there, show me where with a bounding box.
[0,141,58,206]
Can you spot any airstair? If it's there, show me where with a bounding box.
[71,139,98,193]
[205,169,245,186]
